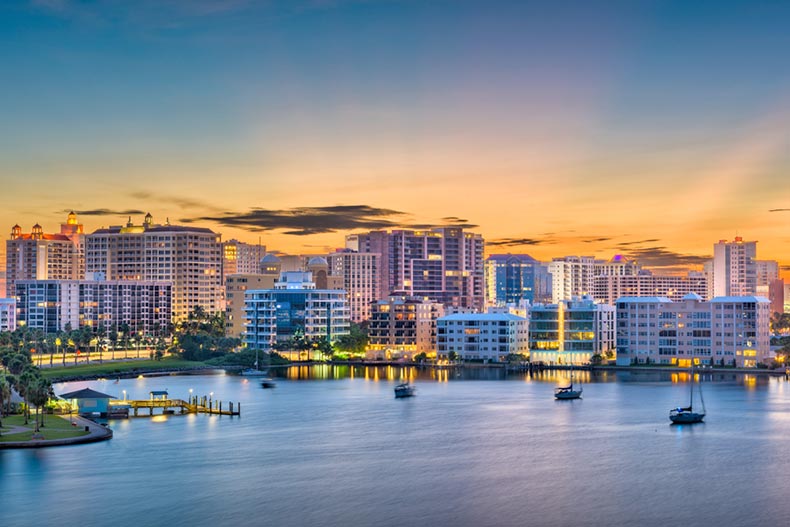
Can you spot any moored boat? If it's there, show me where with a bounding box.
[394,383,415,398]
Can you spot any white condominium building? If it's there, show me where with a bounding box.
[436,312,529,362]
[615,293,770,368]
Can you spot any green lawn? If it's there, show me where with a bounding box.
[42,357,209,380]
[0,414,89,442]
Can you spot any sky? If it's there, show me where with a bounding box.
[1,0,789,278]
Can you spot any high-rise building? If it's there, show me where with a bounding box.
[547,256,603,303]
[327,249,381,322]
[15,279,171,335]
[349,227,485,310]
[223,240,266,277]
[244,271,350,352]
[436,312,530,362]
[485,254,552,306]
[615,294,770,368]
[85,214,223,321]
[592,270,709,304]
[366,296,444,360]
[225,274,277,338]
[712,237,757,297]
[528,296,615,365]
[0,298,16,332]
[6,212,85,296]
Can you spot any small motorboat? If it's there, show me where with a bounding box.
[394,383,415,398]
[260,378,277,389]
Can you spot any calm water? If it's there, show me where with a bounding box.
[3,366,790,527]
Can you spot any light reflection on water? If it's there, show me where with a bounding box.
[1,366,789,527]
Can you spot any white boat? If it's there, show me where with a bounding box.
[555,363,582,400]
[394,383,415,398]
[241,349,269,377]
[670,367,705,424]
[260,378,277,389]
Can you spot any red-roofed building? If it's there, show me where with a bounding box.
[6,212,85,297]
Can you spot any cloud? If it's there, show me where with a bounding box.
[183,205,409,236]
[781,265,790,271]
[615,239,660,247]
[487,237,556,247]
[769,208,790,212]
[130,191,217,211]
[64,208,145,216]
[621,246,710,268]
[581,237,612,244]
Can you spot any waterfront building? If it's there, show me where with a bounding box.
[85,214,223,321]
[6,212,85,297]
[15,278,172,335]
[615,294,771,367]
[365,296,444,360]
[306,256,343,290]
[225,274,277,338]
[528,296,615,365]
[349,227,485,311]
[485,254,551,306]
[223,239,266,277]
[712,237,757,297]
[0,298,16,332]
[436,312,529,362]
[326,249,381,323]
[592,270,709,305]
[244,271,350,352]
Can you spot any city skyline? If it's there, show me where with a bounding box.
[2,1,789,278]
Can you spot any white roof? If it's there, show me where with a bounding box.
[709,296,769,303]
[438,313,527,322]
[615,296,673,303]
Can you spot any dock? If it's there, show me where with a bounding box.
[112,395,240,417]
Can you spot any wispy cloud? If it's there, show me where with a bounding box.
[621,246,710,268]
[769,208,790,212]
[183,205,408,236]
[487,237,556,247]
[63,208,145,217]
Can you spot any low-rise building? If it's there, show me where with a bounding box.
[366,297,444,360]
[592,270,709,304]
[529,296,615,365]
[615,293,771,367]
[436,312,529,362]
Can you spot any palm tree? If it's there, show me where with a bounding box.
[17,367,37,425]
[29,378,51,433]
[0,372,11,434]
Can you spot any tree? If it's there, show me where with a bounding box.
[448,351,459,362]
[0,373,10,433]
[28,378,51,433]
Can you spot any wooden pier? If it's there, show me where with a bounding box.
[118,396,240,417]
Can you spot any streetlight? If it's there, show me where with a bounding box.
[122,389,127,401]
[189,388,193,405]
[209,391,214,412]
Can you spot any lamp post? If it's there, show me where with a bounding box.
[209,392,214,412]
[189,388,193,405]
[122,389,127,401]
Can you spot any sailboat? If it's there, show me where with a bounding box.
[241,349,269,377]
[554,359,582,400]
[670,367,705,424]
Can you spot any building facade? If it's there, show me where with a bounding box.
[6,212,85,297]
[485,254,552,306]
[436,312,529,362]
[547,256,603,303]
[223,240,266,277]
[0,298,16,332]
[529,296,615,365]
[615,294,771,367]
[225,274,276,338]
[712,237,757,297]
[244,272,350,351]
[592,270,709,305]
[366,296,444,360]
[85,214,223,321]
[349,227,485,311]
[15,279,172,335]
[327,249,381,323]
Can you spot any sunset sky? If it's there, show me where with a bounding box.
[1,0,789,277]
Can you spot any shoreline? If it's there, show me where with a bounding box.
[0,415,113,449]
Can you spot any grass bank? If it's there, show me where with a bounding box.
[0,415,89,442]
[42,357,211,382]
